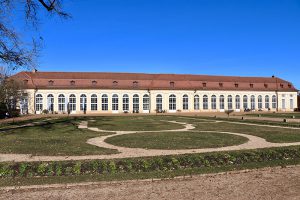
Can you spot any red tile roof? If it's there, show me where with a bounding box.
[11,71,298,92]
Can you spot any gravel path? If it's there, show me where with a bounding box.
[0,120,300,162]
[1,165,299,200]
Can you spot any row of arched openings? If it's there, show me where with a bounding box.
[35,94,278,112]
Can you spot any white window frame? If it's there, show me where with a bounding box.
[272,95,277,109]
[169,94,176,111]
[243,95,248,109]
[265,95,270,109]
[290,99,294,110]
[251,95,255,110]
[58,94,65,112]
[123,94,129,111]
[194,95,200,110]
[133,94,139,112]
[282,99,286,109]
[235,95,240,110]
[91,94,98,111]
[143,94,150,111]
[156,94,163,111]
[228,95,233,110]
[69,94,76,112]
[211,95,216,110]
[112,94,119,111]
[182,94,188,110]
[203,95,208,110]
[219,95,224,110]
[47,94,54,112]
[35,94,43,112]
[102,94,109,111]
[80,94,87,111]
[258,95,263,109]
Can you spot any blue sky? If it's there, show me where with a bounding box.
[15,0,300,88]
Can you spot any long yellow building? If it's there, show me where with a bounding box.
[12,71,298,114]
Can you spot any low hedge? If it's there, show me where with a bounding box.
[1,146,300,178]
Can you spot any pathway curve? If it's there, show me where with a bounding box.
[0,120,300,162]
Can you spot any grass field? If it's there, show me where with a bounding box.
[105,131,248,149]
[88,116,184,131]
[246,113,300,119]
[0,115,299,156]
[0,118,117,156]
[176,117,300,143]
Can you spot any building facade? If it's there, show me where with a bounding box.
[11,71,298,114]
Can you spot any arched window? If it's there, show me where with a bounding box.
[112,94,118,111]
[156,94,163,111]
[133,94,139,112]
[69,94,76,111]
[47,94,54,112]
[228,95,233,110]
[211,95,216,110]
[258,95,263,109]
[265,95,270,109]
[183,94,188,110]
[203,95,208,110]
[194,95,200,110]
[58,94,65,112]
[143,94,150,111]
[243,95,248,109]
[80,94,87,111]
[102,94,108,111]
[219,95,225,110]
[272,95,277,109]
[169,94,176,110]
[235,95,240,110]
[91,94,98,111]
[122,94,129,111]
[251,95,255,110]
[35,94,43,112]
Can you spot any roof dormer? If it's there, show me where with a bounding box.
[48,80,54,86]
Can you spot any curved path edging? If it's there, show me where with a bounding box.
[0,120,300,162]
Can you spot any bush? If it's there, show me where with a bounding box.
[42,109,49,114]
[37,163,47,176]
[18,163,29,177]
[0,164,14,178]
[73,162,82,175]
[55,163,63,176]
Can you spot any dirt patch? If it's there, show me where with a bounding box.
[1,165,300,200]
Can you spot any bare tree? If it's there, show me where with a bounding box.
[0,0,70,70]
[0,67,24,118]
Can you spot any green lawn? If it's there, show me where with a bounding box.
[246,113,300,119]
[0,115,299,156]
[179,117,300,143]
[0,118,118,156]
[105,131,248,149]
[88,116,184,131]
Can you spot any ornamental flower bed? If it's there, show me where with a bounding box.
[1,146,300,178]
